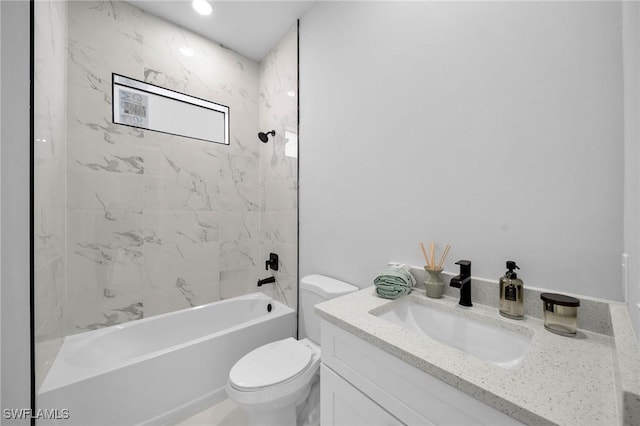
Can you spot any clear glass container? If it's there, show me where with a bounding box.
[499,277,524,319]
[540,293,580,336]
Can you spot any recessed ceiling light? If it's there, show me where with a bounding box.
[179,47,194,57]
[286,90,296,98]
[192,0,212,16]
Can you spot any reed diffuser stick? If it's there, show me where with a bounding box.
[420,242,430,267]
[437,244,451,268]
[429,242,435,270]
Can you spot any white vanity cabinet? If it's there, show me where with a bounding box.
[320,320,524,426]
[321,365,404,426]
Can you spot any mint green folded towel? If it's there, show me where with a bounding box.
[374,266,413,299]
[375,285,410,299]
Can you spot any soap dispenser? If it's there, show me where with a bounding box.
[499,261,524,319]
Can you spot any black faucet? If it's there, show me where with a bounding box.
[257,276,276,287]
[450,260,472,307]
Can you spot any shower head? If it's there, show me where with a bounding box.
[258,130,276,143]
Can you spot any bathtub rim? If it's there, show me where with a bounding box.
[38,292,293,394]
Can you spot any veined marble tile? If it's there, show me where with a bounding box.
[144,241,220,285]
[35,259,64,339]
[263,178,297,211]
[67,169,144,211]
[68,1,143,75]
[66,68,143,138]
[261,241,297,279]
[143,133,221,213]
[220,269,261,300]
[259,24,298,99]
[35,304,64,345]
[255,23,298,310]
[34,0,67,71]
[143,132,220,178]
[142,13,216,97]
[259,25,297,138]
[67,118,144,174]
[261,142,297,182]
[143,174,219,212]
[34,156,66,209]
[34,0,66,211]
[142,10,257,104]
[68,40,143,106]
[143,242,220,309]
[68,242,144,289]
[66,209,145,303]
[140,288,190,318]
[35,0,67,156]
[67,209,145,251]
[220,240,258,271]
[258,240,297,309]
[262,210,297,245]
[34,207,65,269]
[66,203,145,311]
[259,275,296,310]
[221,153,260,185]
[143,211,219,245]
[66,284,143,335]
[219,181,259,212]
[144,131,228,172]
[143,270,220,317]
[220,211,258,242]
[141,8,260,160]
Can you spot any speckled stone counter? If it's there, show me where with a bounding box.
[315,284,640,425]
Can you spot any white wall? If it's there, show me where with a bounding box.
[623,0,640,340]
[0,0,3,410]
[300,1,625,301]
[0,0,31,423]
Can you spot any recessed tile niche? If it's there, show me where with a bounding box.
[112,73,230,144]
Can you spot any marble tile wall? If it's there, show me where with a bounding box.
[34,0,68,389]
[64,1,266,335]
[258,25,299,309]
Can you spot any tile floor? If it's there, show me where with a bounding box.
[175,399,248,426]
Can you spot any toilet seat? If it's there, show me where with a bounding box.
[229,338,315,392]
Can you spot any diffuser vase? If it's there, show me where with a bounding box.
[424,267,445,298]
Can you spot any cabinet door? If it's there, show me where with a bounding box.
[321,364,405,426]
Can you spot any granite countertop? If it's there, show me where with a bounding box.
[315,277,640,426]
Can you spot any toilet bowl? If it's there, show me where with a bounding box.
[226,338,320,426]
[226,275,357,426]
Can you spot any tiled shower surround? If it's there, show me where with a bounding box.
[34,0,298,374]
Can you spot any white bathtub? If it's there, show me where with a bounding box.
[37,293,296,425]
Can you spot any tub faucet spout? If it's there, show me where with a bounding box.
[257,276,276,287]
[450,260,472,307]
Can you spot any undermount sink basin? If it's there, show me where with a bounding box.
[374,297,532,369]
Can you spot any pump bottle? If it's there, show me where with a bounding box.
[499,261,524,319]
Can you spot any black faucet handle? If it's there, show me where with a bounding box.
[265,253,279,271]
[455,260,471,277]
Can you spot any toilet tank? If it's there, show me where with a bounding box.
[299,274,358,344]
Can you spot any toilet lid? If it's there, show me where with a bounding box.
[229,338,313,390]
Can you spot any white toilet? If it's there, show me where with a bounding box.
[226,274,358,426]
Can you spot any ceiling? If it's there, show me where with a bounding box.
[128,1,315,61]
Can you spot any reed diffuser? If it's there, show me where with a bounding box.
[420,242,450,298]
